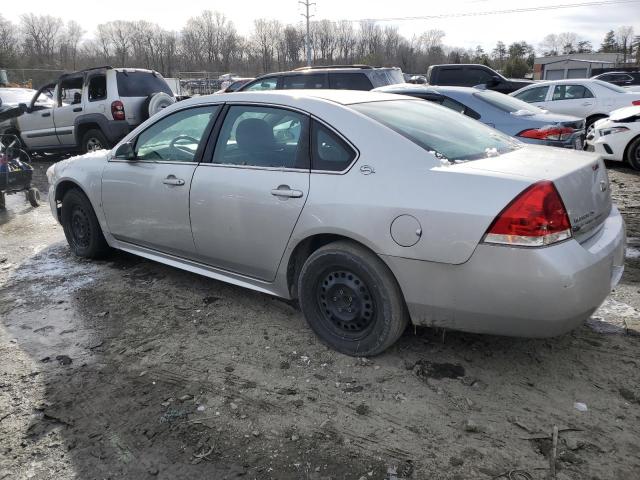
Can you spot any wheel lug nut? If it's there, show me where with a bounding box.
[333,297,337,302]
[339,289,344,295]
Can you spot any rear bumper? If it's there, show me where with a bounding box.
[381,205,626,337]
[519,132,584,150]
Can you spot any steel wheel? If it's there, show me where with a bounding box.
[317,269,375,338]
[70,204,92,249]
[85,137,103,152]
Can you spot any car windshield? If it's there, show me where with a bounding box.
[474,90,544,114]
[592,80,627,93]
[351,99,520,162]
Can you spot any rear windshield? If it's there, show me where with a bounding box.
[116,71,173,97]
[592,80,627,93]
[351,99,520,162]
[474,90,544,114]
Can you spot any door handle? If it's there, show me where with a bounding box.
[162,176,185,186]
[42,112,51,117]
[582,102,593,106]
[73,107,83,112]
[271,185,303,198]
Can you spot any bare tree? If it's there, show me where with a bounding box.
[20,13,63,66]
[251,19,280,73]
[617,26,634,63]
[0,15,19,68]
[335,21,356,63]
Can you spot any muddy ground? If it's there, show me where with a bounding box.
[1,160,640,480]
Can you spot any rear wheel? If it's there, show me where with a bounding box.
[81,129,109,153]
[61,189,110,258]
[626,137,640,171]
[298,241,408,356]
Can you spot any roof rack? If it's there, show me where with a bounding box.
[293,64,374,71]
[60,66,113,78]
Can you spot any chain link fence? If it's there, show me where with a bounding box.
[2,69,66,89]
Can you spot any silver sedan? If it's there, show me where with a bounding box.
[46,90,626,356]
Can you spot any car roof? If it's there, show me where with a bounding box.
[164,89,406,111]
[254,66,399,79]
[523,78,600,87]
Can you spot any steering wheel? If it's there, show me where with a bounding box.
[169,135,200,156]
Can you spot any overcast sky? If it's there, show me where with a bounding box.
[3,0,640,52]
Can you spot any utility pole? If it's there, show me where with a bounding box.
[299,0,315,66]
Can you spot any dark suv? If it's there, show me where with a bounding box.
[591,71,640,88]
[238,65,404,92]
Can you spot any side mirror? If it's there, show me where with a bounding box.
[488,75,501,87]
[114,141,136,160]
[18,103,30,114]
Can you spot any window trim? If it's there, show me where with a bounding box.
[240,75,281,92]
[109,103,222,165]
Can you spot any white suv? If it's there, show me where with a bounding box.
[8,67,175,154]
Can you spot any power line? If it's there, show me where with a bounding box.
[349,0,640,23]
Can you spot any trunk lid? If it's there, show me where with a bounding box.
[459,145,612,242]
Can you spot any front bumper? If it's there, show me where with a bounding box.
[381,205,626,337]
[585,130,634,161]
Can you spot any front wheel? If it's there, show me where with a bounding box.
[626,137,640,171]
[298,241,408,356]
[26,187,40,207]
[61,189,110,258]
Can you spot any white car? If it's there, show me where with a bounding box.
[586,105,640,170]
[511,79,640,130]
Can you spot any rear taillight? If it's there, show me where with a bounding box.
[484,181,572,247]
[517,127,574,141]
[111,100,125,121]
[632,100,640,106]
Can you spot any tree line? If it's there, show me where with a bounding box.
[0,11,638,82]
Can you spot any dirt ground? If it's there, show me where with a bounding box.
[1,159,640,480]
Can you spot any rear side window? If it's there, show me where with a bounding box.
[329,73,373,91]
[311,121,356,171]
[351,100,519,162]
[513,86,549,103]
[213,105,309,169]
[475,90,544,114]
[88,75,107,101]
[244,77,278,91]
[282,74,327,89]
[116,71,172,97]
[552,85,594,101]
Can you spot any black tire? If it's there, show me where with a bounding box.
[27,187,40,207]
[81,129,109,154]
[61,188,110,258]
[626,136,640,171]
[298,240,408,356]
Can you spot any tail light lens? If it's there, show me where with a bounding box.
[632,100,640,106]
[484,181,572,247]
[111,100,125,121]
[517,126,574,141]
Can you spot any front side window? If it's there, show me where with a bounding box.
[135,106,218,162]
[467,68,494,85]
[244,77,278,91]
[552,84,594,101]
[311,121,356,171]
[437,68,465,86]
[59,77,83,106]
[282,74,327,89]
[88,75,107,101]
[213,105,309,169]
[351,99,520,162]
[514,86,549,103]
